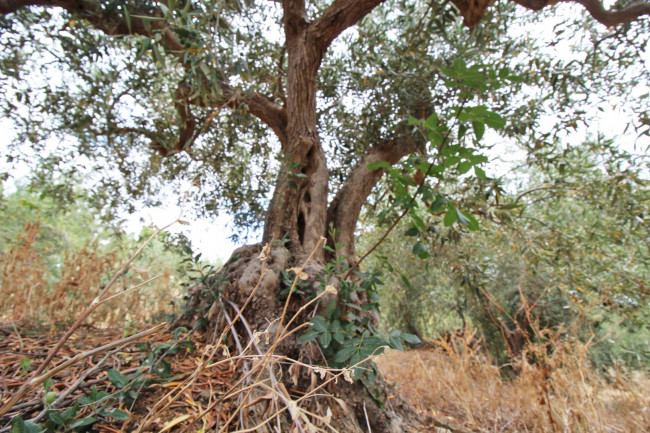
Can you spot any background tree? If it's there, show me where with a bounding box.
[1,0,648,430]
[369,139,649,368]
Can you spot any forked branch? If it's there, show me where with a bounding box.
[327,135,421,259]
[310,0,386,56]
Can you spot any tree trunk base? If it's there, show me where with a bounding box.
[175,243,433,433]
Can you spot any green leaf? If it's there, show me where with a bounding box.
[123,6,132,33]
[457,124,468,140]
[469,154,488,165]
[456,209,471,226]
[310,316,328,332]
[472,121,485,140]
[453,58,467,71]
[424,112,438,129]
[458,161,473,175]
[19,358,31,373]
[10,417,27,433]
[407,116,421,125]
[427,129,445,146]
[400,333,422,344]
[404,226,420,237]
[429,195,447,212]
[409,210,425,229]
[47,411,66,427]
[387,168,415,186]
[10,417,45,433]
[366,161,390,171]
[68,417,96,430]
[331,320,345,344]
[474,166,487,180]
[334,344,357,364]
[444,156,461,167]
[459,106,506,130]
[412,241,430,259]
[107,369,127,389]
[484,112,506,129]
[388,336,404,350]
[460,211,480,231]
[60,402,79,421]
[360,337,387,356]
[319,331,332,348]
[444,207,458,226]
[99,409,130,421]
[297,330,320,343]
[43,376,52,393]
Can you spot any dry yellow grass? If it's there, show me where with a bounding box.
[376,341,650,432]
[0,222,179,327]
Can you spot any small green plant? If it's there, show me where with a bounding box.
[298,263,421,390]
[10,416,46,433]
[19,358,31,373]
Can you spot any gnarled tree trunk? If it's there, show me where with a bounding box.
[176,3,433,430]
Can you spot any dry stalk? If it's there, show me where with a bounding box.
[219,237,328,432]
[29,347,121,423]
[0,323,166,424]
[0,219,178,417]
[135,241,275,432]
[227,350,382,433]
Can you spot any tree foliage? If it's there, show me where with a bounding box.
[0,1,647,241]
[369,139,649,368]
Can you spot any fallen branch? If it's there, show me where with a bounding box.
[0,323,166,418]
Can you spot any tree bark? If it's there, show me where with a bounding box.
[261,1,329,260]
[326,136,422,260]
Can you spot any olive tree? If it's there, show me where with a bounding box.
[1,0,648,430]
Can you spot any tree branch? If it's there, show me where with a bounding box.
[571,0,650,26]
[512,0,650,26]
[220,85,288,145]
[0,0,185,51]
[2,0,288,152]
[327,135,421,259]
[310,0,386,56]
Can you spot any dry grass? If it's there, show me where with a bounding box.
[0,222,178,327]
[3,225,648,432]
[2,239,379,433]
[376,336,650,432]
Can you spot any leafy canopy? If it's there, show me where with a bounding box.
[1,1,647,239]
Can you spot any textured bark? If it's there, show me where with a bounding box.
[262,0,327,257]
[176,243,429,433]
[262,0,389,258]
[326,136,421,260]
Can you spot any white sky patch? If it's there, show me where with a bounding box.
[123,202,237,264]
